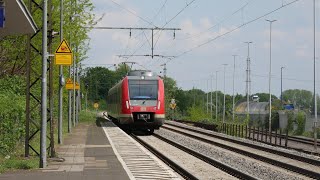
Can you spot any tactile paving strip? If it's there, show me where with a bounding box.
[102,121,181,180]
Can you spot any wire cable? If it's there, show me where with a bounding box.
[109,0,156,27]
[165,0,299,64]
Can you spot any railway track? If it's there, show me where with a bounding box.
[132,133,257,180]
[163,122,320,179]
[174,119,320,156]
[131,134,198,180]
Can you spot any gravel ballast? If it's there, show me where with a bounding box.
[155,127,312,180]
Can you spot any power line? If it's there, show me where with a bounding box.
[165,0,299,64]
[109,0,155,27]
[121,0,169,59]
[154,0,196,48]
[176,0,253,41]
[123,0,196,60]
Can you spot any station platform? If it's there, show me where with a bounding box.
[0,114,180,180]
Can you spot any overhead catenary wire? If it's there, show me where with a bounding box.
[165,0,300,64]
[153,0,196,48]
[120,0,170,59]
[108,0,156,27]
[176,0,253,41]
[121,0,196,61]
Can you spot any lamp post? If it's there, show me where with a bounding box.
[281,67,285,105]
[222,64,228,123]
[266,19,277,138]
[232,55,237,122]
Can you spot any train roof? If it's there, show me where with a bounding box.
[127,70,160,80]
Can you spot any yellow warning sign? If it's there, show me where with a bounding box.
[56,39,72,53]
[55,39,73,65]
[75,82,80,90]
[94,103,99,109]
[65,78,73,90]
[169,103,176,110]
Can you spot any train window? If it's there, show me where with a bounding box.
[129,80,158,100]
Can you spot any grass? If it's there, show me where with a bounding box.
[79,110,97,123]
[0,145,38,174]
[0,157,38,174]
[0,109,97,174]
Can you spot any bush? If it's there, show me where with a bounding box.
[286,111,295,132]
[0,76,26,156]
[295,111,306,135]
[186,105,210,122]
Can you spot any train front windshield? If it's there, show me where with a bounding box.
[129,80,158,100]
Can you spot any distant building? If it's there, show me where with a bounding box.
[235,101,269,126]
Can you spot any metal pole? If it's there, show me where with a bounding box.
[58,0,63,144]
[313,0,318,150]
[68,66,72,132]
[151,29,154,58]
[244,42,252,118]
[216,71,218,121]
[48,0,54,157]
[85,90,88,112]
[207,79,209,114]
[232,55,237,122]
[211,76,213,119]
[281,67,284,104]
[76,60,79,123]
[40,0,48,168]
[223,64,227,123]
[266,19,276,134]
[73,54,76,126]
[68,13,72,133]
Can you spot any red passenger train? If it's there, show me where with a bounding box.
[106,70,165,133]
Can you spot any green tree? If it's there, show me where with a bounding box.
[253,93,278,102]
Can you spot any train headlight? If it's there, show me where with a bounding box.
[141,76,145,79]
[126,100,130,109]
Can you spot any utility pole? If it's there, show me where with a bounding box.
[244,42,252,119]
[40,0,48,168]
[73,46,76,126]
[266,19,277,137]
[313,0,318,150]
[281,67,285,104]
[207,79,209,114]
[222,64,228,123]
[76,61,79,124]
[90,27,181,59]
[232,55,237,122]
[58,0,63,144]
[215,71,218,121]
[211,75,213,119]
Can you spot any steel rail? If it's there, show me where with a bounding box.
[166,122,320,166]
[130,134,198,180]
[153,133,258,180]
[162,125,320,179]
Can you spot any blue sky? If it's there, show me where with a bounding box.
[84,0,320,97]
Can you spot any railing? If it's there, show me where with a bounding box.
[219,123,289,147]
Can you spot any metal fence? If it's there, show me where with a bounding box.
[219,123,289,147]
